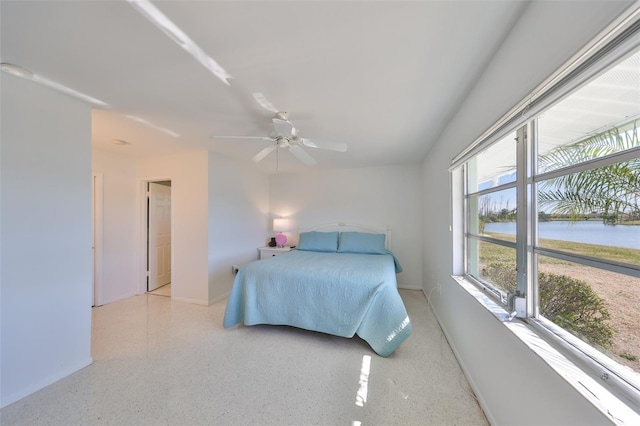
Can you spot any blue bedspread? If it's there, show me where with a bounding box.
[223,250,412,356]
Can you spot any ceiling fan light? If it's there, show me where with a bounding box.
[275,111,288,121]
[218,108,345,168]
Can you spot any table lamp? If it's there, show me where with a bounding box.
[273,218,290,248]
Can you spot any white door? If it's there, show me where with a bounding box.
[148,182,172,291]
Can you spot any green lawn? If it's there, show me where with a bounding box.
[482,232,640,266]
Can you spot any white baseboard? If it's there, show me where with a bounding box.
[171,296,209,306]
[1,357,93,409]
[421,285,496,425]
[209,291,230,306]
[100,291,137,306]
[172,292,229,306]
[398,284,423,290]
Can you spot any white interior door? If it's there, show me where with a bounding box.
[148,182,172,291]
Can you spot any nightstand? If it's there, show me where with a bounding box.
[258,246,292,259]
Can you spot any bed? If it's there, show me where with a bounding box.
[223,223,412,356]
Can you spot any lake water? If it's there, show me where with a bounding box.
[484,221,640,250]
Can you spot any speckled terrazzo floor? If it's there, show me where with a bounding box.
[148,283,171,297]
[0,289,488,426]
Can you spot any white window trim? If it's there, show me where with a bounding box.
[451,3,640,421]
[452,275,640,423]
[450,4,640,171]
[456,116,640,419]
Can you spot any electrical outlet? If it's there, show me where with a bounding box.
[231,265,239,275]
[435,282,442,294]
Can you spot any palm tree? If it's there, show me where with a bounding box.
[538,120,640,224]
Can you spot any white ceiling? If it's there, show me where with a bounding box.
[1,1,528,174]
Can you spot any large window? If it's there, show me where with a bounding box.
[459,35,640,401]
[466,132,518,303]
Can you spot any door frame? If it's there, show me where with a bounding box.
[137,177,173,295]
[92,173,104,306]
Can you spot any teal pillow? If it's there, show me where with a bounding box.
[338,232,386,254]
[297,231,339,252]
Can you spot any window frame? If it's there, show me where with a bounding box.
[454,4,640,413]
[462,115,640,409]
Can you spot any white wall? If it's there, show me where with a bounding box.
[422,1,633,424]
[92,149,138,304]
[91,150,269,306]
[270,164,423,289]
[138,151,210,305]
[1,74,93,407]
[207,153,269,303]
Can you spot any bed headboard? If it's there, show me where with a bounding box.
[298,222,391,250]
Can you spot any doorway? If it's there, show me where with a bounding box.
[146,181,172,296]
[92,173,103,307]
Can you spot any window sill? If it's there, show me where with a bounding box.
[451,275,640,424]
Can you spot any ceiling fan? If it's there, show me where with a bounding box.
[213,93,347,166]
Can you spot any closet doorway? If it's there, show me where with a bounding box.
[147,181,172,296]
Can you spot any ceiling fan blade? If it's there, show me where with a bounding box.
[252,92,279,113]
[212,135,272,141]
[289,145,317,166]
[272,118,295,136]
[252,144,277,163]
[299,138,348,152]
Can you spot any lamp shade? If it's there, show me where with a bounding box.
[273,218,290,233]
